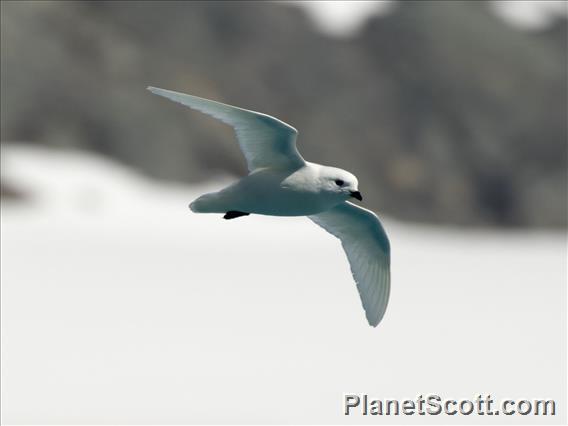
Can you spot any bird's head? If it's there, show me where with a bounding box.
[319,167,362,202]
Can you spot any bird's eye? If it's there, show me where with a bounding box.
[334,179,344,186]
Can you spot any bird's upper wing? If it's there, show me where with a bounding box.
[148,87,305,172]
[309,202,390,327]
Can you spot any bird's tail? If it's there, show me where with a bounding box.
[189,192,226,213]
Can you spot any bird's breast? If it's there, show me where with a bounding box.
[229,167,342,217]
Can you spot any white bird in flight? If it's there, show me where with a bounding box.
[148,87,391,327]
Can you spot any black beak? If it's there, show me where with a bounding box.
[350,190,363,201]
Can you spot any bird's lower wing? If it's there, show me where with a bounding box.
[147,87,305,172]
[309,202,390,327]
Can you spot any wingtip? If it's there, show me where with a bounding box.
[147,86,173,98]
[366,311,384,328]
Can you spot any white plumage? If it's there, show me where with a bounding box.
[309,202,390,327]
[148,86,391,327]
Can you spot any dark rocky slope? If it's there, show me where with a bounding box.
[1,1,566,226]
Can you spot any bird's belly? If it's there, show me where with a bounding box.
[236,187,333,216]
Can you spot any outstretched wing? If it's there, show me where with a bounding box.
[309,202,391,327]
[148,87,305,172]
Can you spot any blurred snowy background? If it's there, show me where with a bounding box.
[1,1,566,424]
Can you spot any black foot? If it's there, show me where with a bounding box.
[223,211,250,220]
